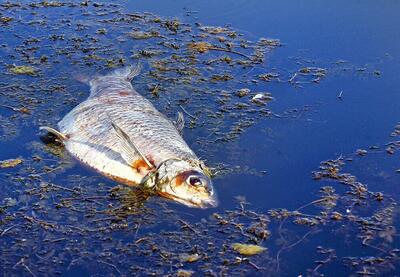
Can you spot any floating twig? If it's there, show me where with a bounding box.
[188,42,252,60]
[67,257,84,271]
[1,224,20,236]
[49,183,76,193]
[312,253,336,273]
[179,105,197,120]
[0,104,30,114]
[98,260,121,276]
[288,72,297,83]
[276,230,314,272]
[337,90,343,99]
[208,46,253,60]
[295,198,328,212]
[89,217,122,224]
[247,260,264,271]
[61,196,109,202]
[178,219,198,233]
[134,222,141,240]
[135,236,150,244]
[13,258,38,277]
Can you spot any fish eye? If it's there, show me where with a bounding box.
[187,175,202,186]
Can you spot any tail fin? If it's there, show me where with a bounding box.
[110,63,142,82]
[39,126,68,142]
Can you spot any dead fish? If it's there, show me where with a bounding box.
[40,64,217,208]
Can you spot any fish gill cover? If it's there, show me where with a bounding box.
[0,1,399,276]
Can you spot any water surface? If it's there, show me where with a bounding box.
[0,1,399,276]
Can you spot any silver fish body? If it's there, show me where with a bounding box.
[47,65,217,208]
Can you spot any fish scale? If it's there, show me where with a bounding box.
[57,67,197,185]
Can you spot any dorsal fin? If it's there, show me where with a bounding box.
[111,63,142,81]
[110,121,154,169]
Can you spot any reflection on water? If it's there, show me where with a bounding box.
[0,1,399,276]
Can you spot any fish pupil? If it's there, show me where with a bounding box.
[189,177,202,186]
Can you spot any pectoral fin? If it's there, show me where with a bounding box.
[174,111,185,134]
[111,121,154,169]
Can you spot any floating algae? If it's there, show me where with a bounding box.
[232,243,267,256]
[0,16,13,23]
[129,30,160,39]
[188,41,213,53]
[0,158,23,168]
[8,65,37,75]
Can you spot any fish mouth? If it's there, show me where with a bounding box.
[158,192,218,209]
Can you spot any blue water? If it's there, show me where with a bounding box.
[131,0,400,208]
[1,1,399,276]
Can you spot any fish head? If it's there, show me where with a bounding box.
[154,159,217,208]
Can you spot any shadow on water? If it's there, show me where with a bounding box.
[0,0,400,276]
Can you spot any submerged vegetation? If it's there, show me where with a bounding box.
[0,1,398,276]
